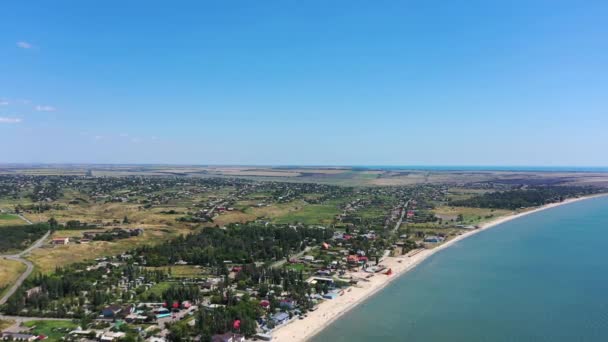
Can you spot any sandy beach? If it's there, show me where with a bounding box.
[271,194,607,342]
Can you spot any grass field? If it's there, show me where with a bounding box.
[446,187,493,201]
[146,265,204,278]
[0,213,24,226]
[0,258,26,295]
[28,226,191,273]
[210,211,257,226]
[433,206,512,225]
[23,320,78,341]
[138,281,172,299]
[212,199,342,226]
[21,202,186,227]
[272,203,339,225]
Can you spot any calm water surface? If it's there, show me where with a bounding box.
[312,196,608,342]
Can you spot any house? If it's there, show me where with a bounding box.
[51,237,69,245]
[279,299,295,310]
[101,305,122,318]
[316,269,331,276]
[125,313,148,323]
[155,308,171,319]
[307,277,334,285]
[146,338,167,342]
[271,312,290,326]
[362,233,376,240]
[100,332,126,341]
[211,333,244,342]
[424,236,444,243]
[348,254,368,262]
[25,286,42,298]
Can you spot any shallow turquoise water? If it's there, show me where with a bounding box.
[312,196,608,342]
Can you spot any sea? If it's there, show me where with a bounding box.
[350,165,608,172]
[312,196,608,342]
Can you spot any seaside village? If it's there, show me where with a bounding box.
[2,175,589,342]
[0,199,463,342]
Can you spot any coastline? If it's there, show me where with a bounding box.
[271,193,607,342]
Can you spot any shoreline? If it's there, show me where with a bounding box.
[271,193,607,342]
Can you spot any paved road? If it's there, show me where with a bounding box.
[271,246,312,269]
[16,214,33,225]
[392,200,409,232]
[0,229,50,306]
[158,305,198,336]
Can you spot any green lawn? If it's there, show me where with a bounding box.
[138,281,172,299]
[23,320,78,341]
[146,265,203,278]
[0,213,24,226]
[284,263,307,272]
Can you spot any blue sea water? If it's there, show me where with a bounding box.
[351,165,608,172]
[312,196,608,342]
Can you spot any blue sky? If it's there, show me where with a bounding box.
[1,0,607,165]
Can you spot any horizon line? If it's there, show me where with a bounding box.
[1,163,608,172]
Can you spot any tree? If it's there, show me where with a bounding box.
[167,322,188,342]
[48,217,59,230]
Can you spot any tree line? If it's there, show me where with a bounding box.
[450,186,600,210]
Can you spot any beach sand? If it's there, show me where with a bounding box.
[270,194,606,342]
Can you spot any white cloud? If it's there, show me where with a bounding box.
[16,41,33,49]
[94,135,104,140]
[0,100,8,106]
[119,133,129,137]
[131,137,142,143]
[35,105,56,112]
[0,117,22,124]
